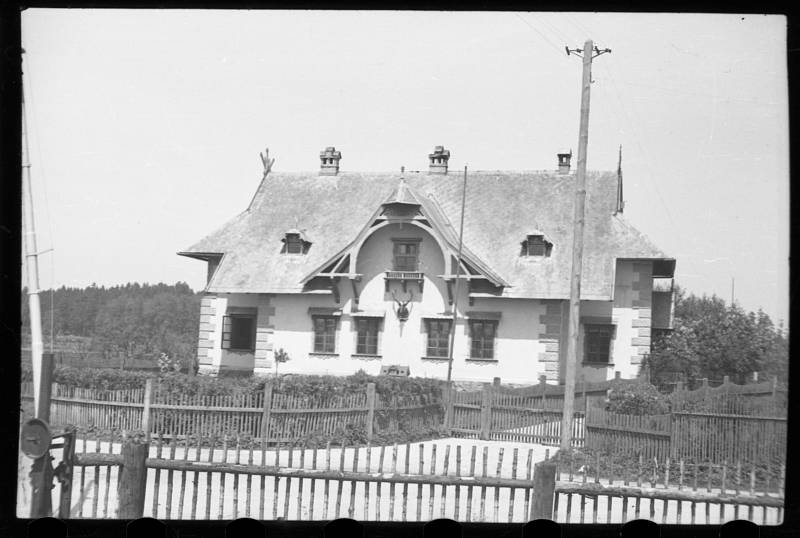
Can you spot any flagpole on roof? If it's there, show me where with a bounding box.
[445,165,468,387]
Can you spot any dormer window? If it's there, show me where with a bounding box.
[282,230,311,254]
[521,234,552,257]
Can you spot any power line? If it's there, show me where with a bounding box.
[513,13,565,56]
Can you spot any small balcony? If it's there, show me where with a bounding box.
[384,270,424,293]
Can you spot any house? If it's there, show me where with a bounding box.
[178,146,675,384]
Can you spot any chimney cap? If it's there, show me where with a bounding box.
[557,148,572,156]
[320,146,341,157]
[429,146,450,158]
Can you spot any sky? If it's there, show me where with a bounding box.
[19,10,789,325]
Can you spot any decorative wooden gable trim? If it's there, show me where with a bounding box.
[300,179,507,291]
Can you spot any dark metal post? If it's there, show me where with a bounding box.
[58,427,76,519]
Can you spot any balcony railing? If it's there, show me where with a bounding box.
[384,270,424,293]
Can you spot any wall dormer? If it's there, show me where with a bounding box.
[521,234,552,257]
[282,229,311,254]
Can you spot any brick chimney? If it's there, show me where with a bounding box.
[428,146,450,175]
[319,147,341,176]
[557,150,572,174]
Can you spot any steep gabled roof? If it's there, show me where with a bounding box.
[179,170,672,298]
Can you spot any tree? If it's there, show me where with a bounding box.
[648,287,788,386]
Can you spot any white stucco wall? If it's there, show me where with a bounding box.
[200,224,652,385]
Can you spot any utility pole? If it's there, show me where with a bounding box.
[22,61,45,419]
[446,166,468,385]
[560,40,611,452]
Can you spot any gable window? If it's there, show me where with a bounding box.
[222,314,256,351]
[584,324,614,364]
[521,235,552,257]
[286,233,303,254]
[282,230,311,254]
[393,240,420,271]
[355,318,381,355]
[425,319,452,358]
[469,320,497,360]
[313,316,338,353]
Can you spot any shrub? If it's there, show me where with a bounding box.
[604,379,670,415]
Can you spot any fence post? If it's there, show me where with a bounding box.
[581,378,587,414]
[260,381,274,444]
[141,378,153,442]
[539,375,547,407]
[479,383,492,440]
[58,426,76,519]
[614,371,621,380]
[365,382,376,443]
[530,460,557,520]
[493,377,501,388]
[442,381,454,429]
[771,375,778,400]
[753,371,758,383]
[118,438,149,519]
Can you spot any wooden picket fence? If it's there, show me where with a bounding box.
[31,428,784,524]
[20,380,443,445]
[63,430,554,522]
[446,378,589,447]
[552,452,785,525]
[585,406,787,464]
[584,407,671,460]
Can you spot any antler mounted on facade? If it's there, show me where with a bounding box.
[391,290,413,322]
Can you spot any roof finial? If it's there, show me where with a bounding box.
[260,147,275,179]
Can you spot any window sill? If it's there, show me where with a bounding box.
[582,362,614,367]
[466,358,499,363]
[421,356,452,361]
[309,352,339,358]
[352,354,382,359]
[223,348,255,353]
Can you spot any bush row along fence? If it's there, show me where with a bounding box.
[584,406,787,463]
[20,380,443,446]
[20,348,182,373]
[667,376,787,415]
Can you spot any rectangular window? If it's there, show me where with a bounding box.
[393,241,419,271]
[425,319,452,358]
[527,235,546,256]
[313,316,338,353]
[584,324,614,363]
[469,320,497,359]
[355,318,380,355]
[222,314,256,351]
[286,234,303,254]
